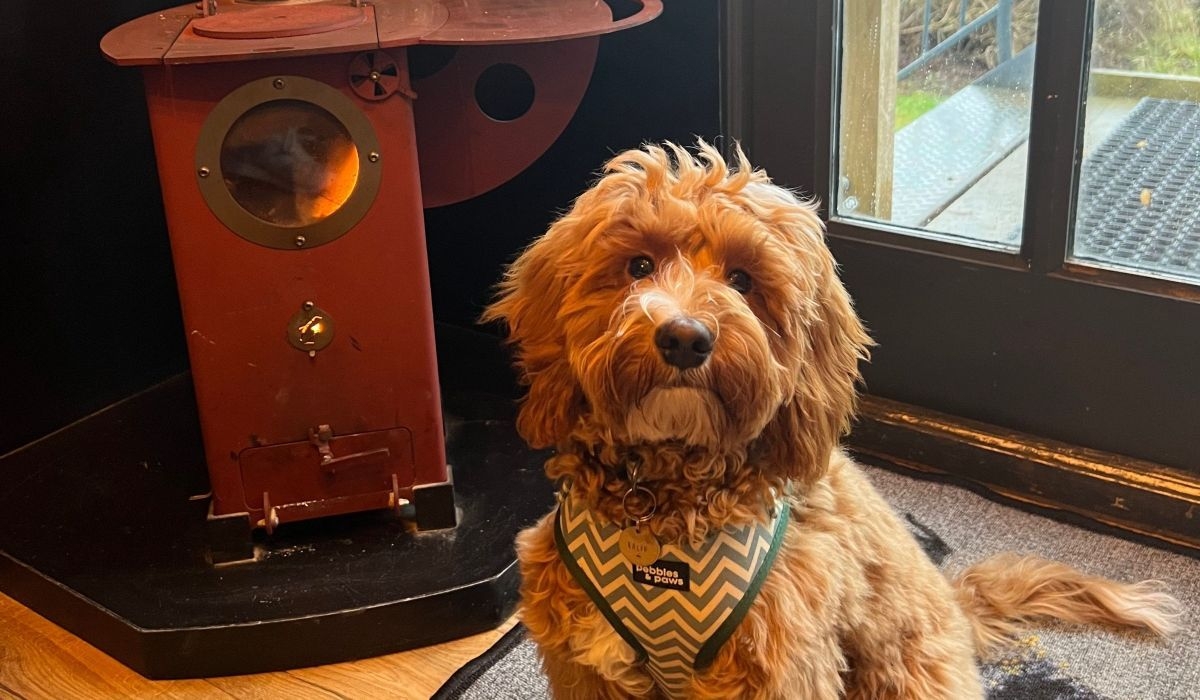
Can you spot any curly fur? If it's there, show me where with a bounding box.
[483,141,1179,699]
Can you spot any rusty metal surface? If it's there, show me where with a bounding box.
[422,0,662,45]
[99,1,660,522]
[102,0,660,65]
[376,0,451,48]
[98,9,193,66]
[240,426,414,521]
[141,55,448,519]
[191,4,367,39]
[415,38,598,207]
[164,5,381,65]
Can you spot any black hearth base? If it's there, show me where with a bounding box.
[0,326,553,679]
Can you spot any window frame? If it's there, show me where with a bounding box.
[722,0,1200,473]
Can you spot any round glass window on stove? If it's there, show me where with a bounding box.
[196,74,382,250]
[220,100,359,228]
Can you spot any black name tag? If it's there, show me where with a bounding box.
[632,560,690,591]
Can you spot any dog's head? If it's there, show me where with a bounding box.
[484,142,870,486]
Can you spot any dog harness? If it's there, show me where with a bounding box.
[554,494,789,699]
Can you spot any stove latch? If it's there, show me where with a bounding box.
[308,424,392,475]
[288,301,335,356]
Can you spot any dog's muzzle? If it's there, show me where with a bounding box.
[655,316,713,370]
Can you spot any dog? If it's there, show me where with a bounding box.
[482,141,1178,699]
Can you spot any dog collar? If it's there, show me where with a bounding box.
[554,494,789,699]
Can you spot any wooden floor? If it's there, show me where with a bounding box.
[0,592,518,699]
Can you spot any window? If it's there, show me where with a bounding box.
[729,0,1200,541]
[1073,0,1200,284]
[837,0,1038,251]
[830,0,1200,287]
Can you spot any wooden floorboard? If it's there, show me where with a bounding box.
[0,592,517,700]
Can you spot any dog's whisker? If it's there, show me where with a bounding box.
[636,294,658,324]
[609,296,632,328]
[698,310,721,342]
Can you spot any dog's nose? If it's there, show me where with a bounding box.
[655,317,714,370]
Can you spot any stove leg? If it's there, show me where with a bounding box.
[204,506,256,565]
[413,473,457,531]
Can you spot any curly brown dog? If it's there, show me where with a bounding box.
[482,141,1178,699]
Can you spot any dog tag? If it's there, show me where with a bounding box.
[619,526,661,566]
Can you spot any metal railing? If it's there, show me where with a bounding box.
[899,0,1014,80]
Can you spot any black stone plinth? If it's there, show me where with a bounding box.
[0,327,553,679]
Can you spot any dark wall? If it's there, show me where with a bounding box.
[3,1,189,457]
[1,1,721,456]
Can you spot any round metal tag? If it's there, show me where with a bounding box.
[619,526,661,567]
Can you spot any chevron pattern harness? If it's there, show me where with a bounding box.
[554,494,790,699]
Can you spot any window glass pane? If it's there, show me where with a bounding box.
[1071,1,1200,285]
[836,0,1039,250]
[221,100,360,228]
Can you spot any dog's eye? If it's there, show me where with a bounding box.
[727,269,752,294]
[628,256,655,279]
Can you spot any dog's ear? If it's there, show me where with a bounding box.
[481,221,587,449]
[760,278,871,487]
[750,187,873,487]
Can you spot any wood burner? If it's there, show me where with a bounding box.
[101,0,661,552]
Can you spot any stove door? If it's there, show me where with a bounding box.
[240,425,414,531]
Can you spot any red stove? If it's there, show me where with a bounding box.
[101,0,660,547]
